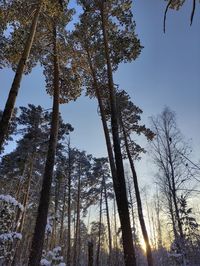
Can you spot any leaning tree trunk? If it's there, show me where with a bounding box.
[87,46,120,265]
[100,4,136,266]
[0,0,43,152]
[85,46,117,184]
[28,25,60,266]
[86,46,119,266]
[121,120,153,266]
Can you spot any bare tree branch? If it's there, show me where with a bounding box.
[163,0,173,33]
[190,0,196,25]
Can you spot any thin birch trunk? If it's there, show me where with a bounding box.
[165,133,187,265]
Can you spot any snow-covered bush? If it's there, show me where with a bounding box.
[40,246,66,266]
[45,216,53,235]
[0,194,23,264]
[0,195,24,211]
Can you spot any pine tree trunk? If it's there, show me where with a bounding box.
[15,161,28,199]
[60,177,67,243]
[87,45,119,266]
[121,120,153,266]
[145,195,153,249]
[0,0,42,151]
[103,176,112,265]
[96,183,103,266]
[155,191,162,249]
[67,142,72,266]
[51,175,60,248]
[73,164,81,266]
[88,241,93,266]
[19,161,33,232]
[113,199,118,250]
[127,181,137,246]
[151,214,157,249]
[113,198,119,266]
[85,47,117,184]
[11,156,35,266]
[28,25,60,266]
[100,4,136,266]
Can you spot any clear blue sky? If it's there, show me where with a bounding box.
[0,0,199,185]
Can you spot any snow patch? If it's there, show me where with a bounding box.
[168,252,183,258]
[53,246,61,253]
[0,194,24,211]
[0,232,22,242]
[45,217,52,234]
[40,258,51,266]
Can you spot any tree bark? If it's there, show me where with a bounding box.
[11,156,35,266]
[127,180,137,246]
[67,142,72,266]
[0,0,42,151]
[165,134,187,265]
[154,191,162,249]
[86,44,118,266]
[103,175,112,265]
[96,182,103,266]
[85,46,117,184]
[121,120,153,266]
[73,163,81,266]
[100,4,136,265]
[28,25,60,266]
[166,139,184,238]
[88,241,93,266]
[60,177,67,243]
